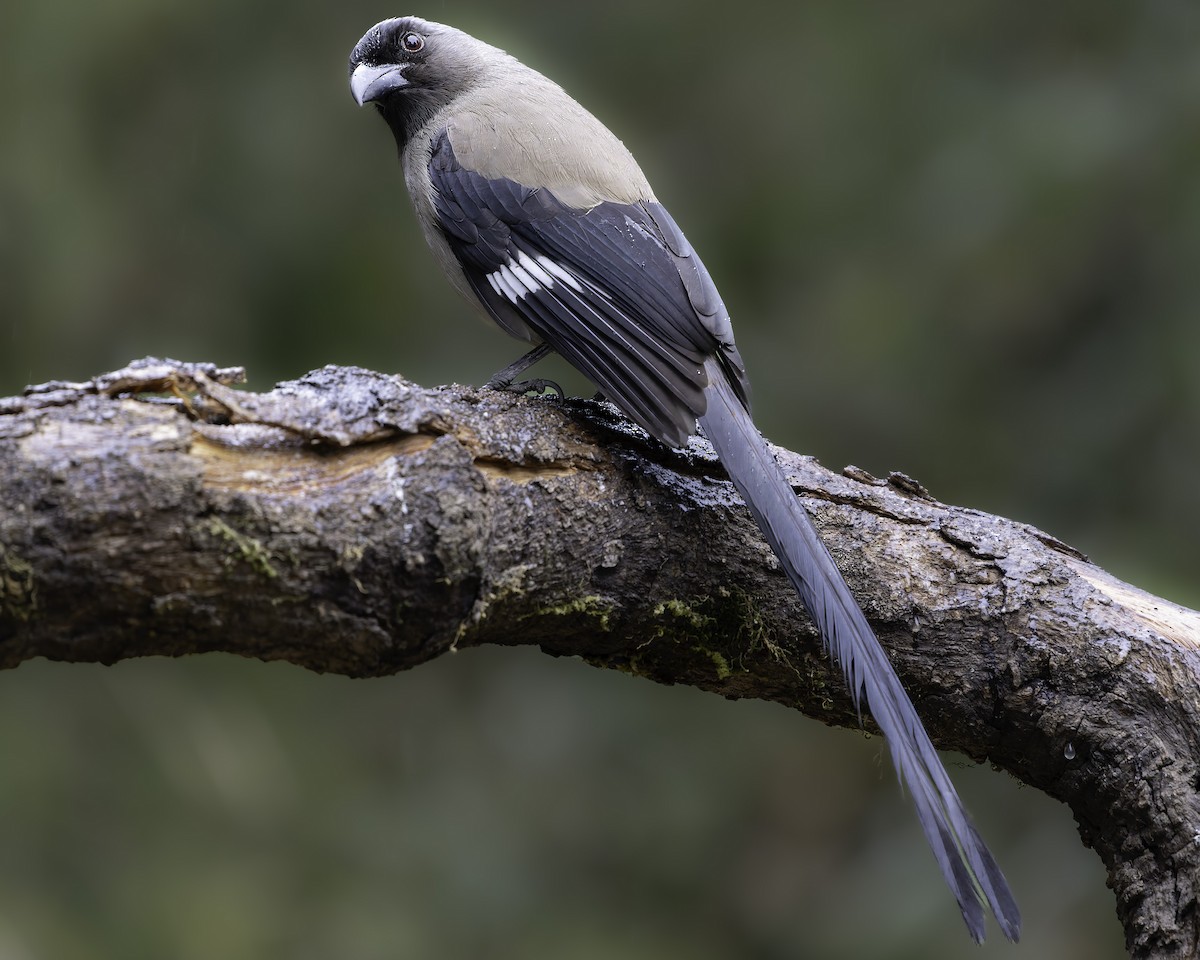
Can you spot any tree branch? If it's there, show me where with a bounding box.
[2,358,1197,957]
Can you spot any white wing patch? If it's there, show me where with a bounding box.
[486,250,583,303]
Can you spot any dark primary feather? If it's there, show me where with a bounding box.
[425,124,1020,942]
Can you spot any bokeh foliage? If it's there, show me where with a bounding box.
[3,0,1196,955]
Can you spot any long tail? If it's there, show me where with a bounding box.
[697,358,1020,943]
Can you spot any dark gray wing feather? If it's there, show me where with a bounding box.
[429,131,747,446]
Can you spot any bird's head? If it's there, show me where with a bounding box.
[349,17,494,144]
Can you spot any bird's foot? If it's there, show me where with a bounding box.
[486,342,562,397]
[498,377,564,399]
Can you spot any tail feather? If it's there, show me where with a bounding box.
[698,358,1021,943]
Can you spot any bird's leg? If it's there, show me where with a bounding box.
[485,342,552,386]
[485,342,563,398]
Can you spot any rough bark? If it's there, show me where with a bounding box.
[1,358,1197,957]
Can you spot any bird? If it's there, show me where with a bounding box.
[348,16,1020,942]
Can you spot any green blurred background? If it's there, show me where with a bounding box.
[3,0,1197,956]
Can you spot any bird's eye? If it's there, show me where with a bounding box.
[401,32,424,53]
